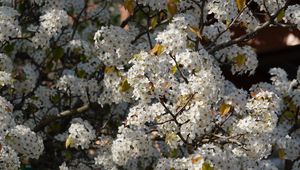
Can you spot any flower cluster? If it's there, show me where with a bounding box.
[0,6,21,43]
[66,118,96,149]
[32,9,69,48]
[0,142,20,170]
[0,97,44,167]
[284,4,300,30]
[0,0,299,169]
[6,125,44,159]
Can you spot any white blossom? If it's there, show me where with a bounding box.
[0,142,20,170]
[6,125,44,159]
[67,118,96,149]
[284,4,300,30]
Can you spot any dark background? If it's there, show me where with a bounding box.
[224,26,300,89]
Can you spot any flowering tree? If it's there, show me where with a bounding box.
[0,0,300,169]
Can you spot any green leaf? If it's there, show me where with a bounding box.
[233,54,247,67]
[25,103,38,113]
[277,9,285,22]
[68,6,75,16]
[87,33,95,43]
[202,162,214,170]
[111,14,121,25]
[3,43,15,55]
[187,41,195,49]
[4,134,12,143]
[47,122,62,134]
[151,16,158,28]
[50,94,60,104]
[63,150,73,160]
[119,79,131,92]
[288,101,298,112]
[79,55,88,62]
[52,47,64,61]
[282,111,295,119]
[18,2,26,14]
[76,69,87,78]
[170,149,178,158]
[278,148,285,160]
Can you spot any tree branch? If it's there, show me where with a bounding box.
[34,104,89,132]
[207,0,291,54]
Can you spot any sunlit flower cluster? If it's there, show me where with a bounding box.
[0,0,299,169]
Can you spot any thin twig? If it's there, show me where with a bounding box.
[169,54,189,84]
[209,0,253,48]
[71,1,88,39]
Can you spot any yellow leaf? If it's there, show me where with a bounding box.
[189,26,202,39]
[171,65,177,74]
[167,0,178,17]
[165,132,178,145]
[124,0,135,14]
[151,16,158,28]
[65,135,73,149]
[202,162,214,170]
[119,79,131,92]
[176,94,194,112]
[288,101,298,113]
[0,143,2,152]
[187,41,195,49]
[63,151,72,160]
[104,66,117,74]
[278,148,285,160]
[277,9,285,22]
[191,155,203,164]
[4,134,12,143]
[147,82,155,94]
[150,43,164,56]
[219,103,232,117]
[226,17,231,28]
[233,54,247,67]
[236,0,246,11]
